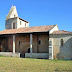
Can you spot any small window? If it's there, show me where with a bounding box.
[19,41,20,45]
[61,39,63,46]
[20,21,21,25]
[14,15,15,17]
[25,23,26,27]
[38,40,41,45]
[13,23,15,29]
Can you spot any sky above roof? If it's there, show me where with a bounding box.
[0,0,72,31]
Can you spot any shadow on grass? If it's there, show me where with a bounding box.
[25,58,72,62]
[0,55,8,57]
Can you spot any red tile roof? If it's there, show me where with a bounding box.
[0,25,55,35]
[52,30,72,34]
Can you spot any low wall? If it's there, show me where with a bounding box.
[25,53,49,59]
[0,52,20,57]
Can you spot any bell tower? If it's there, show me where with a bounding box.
[6,5,18,20]
[5,5,29,29]
[5,5,18,29]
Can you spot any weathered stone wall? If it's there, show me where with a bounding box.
[0,52,20,57]
[0,33,49,56]
[5,17,29,29]
[32,34,38,53]
[1,36,13,52]
[37,34,49,53]
[50,34,72,59]
[5,18,17,29]
[15,34,30,53]
[15,34,49,53]
[8,36,13,52]
[25,53,49,58]
[6,6,29,29]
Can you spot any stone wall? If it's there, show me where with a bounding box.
[37,34,49,53]
[50,34,72,59]
[15,34,49,54]
[32,34,38,53]
[0,52,20,57]
[0,33,49,58]
[5,18,17,29]
[15,34,30,53]
[25,53,49,59]
[5,17,29,29]
[0,36,13,52]
[8,36,13,52]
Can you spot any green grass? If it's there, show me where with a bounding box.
[0,55,7,57]
[0,57,72,72]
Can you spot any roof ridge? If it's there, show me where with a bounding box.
[58,30,71,32]
[18,25,55,29]
[51,30,72,34]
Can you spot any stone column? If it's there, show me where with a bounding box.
[49,38,53,59]
[30,34,32,57]
[13,35,15,53]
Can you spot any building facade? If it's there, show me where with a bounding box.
[0,6,72,60]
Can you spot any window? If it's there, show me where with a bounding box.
[19,41,20,45]
[61,39,63,46]
[20,21,21,25]
[14,15,15,17]
[13,23,15,29]
[25,23,26,27]
[38,40,41,45]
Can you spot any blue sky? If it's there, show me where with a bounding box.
[0,0,72,31]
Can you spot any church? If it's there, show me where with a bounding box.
[0,6,72,60]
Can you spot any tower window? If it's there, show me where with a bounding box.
[20,21,21,25]
[13,23,15,29]
[61,39,64,46]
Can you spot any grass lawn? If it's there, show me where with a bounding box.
[0,57,72,72]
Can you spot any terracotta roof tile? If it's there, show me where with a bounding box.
[0,25,55,35]
[52,30,72,34]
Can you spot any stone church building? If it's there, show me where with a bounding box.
[0,6,72,60]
